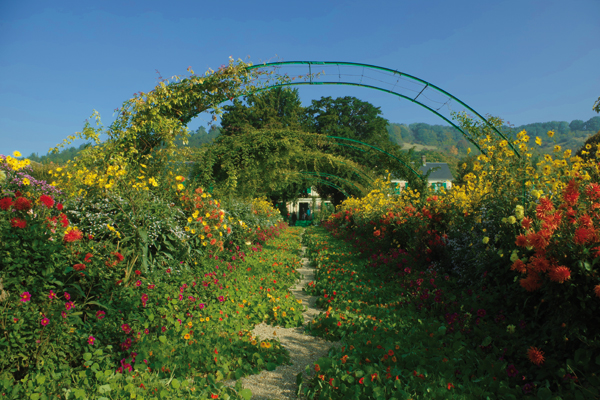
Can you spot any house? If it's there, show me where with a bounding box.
[286,186,332,223]
[391,156,454,193]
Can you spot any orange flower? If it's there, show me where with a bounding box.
[314,364,320,372]
[510,259,527,274]
[373,230,381,237]
[520,272,542,292]
[447,382,454,390]
[515,234,528,247]
[595,285,600,298]
[548,266,571,283]
[527,346,545,365]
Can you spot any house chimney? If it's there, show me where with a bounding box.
[421,155,426,166]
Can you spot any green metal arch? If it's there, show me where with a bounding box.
[300,171,364,194]
[245,61,520,157]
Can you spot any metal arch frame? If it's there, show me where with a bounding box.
[299,171,364,195]
[282,172,350,197]
[245,61,521,158]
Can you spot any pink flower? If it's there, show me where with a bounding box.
[96,310,106,320]
[199,303,205,310]
[65,301,74,310]
[20,291,31,302]
[61,311,67,318]
[179,294,183,301]
[148,284,155,289]
[48,290,56,300]
[12,318,18,323]
[41,316,49,326]
[121,324,131,334]
[218,296,225,302]
[141,294,149,302]
[144,329,149,334]
[64,292,71,300]
[135,280,141,287]
[87,336,95,345]
[161,326,167,332]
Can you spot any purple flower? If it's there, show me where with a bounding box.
[20,291,31,303]
[477,309,486,318]
[522,383,534,394]
[506,364,518,377]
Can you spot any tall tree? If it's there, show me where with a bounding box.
[220,87,305,136]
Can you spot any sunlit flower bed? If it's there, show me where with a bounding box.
[304,123,600,398]
[0,152,306,399]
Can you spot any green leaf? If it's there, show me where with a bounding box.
[240,389,252,400]
[171,378,180,389]
[159,335,167,343]
[481,336,492,347]
[537,387,552,400]
[98,384,112,394]
[83,353,92,361]
[30,394,40,400]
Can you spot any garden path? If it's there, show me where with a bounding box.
[227,229,340,399]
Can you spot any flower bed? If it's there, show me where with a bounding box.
[0,152,307,399]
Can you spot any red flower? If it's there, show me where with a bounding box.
[64,228,83,243]
[586,183,600,200]
[521,217,532,230]
[536,197,554,219]
[520,272,542,292]
[515,234,528,247]
[73,263,86,271]
[548,266,571,283]
[447,382,455,390]
[510,259,527,274]
[59,213,69,228]
[373,230,381,237]
[84,253,93,263]
[135,270,141,275]
[111,252,124,263]
[594,284,600,298]
[39,194,54,208]
[574,226,597,245]
[14,197,32,211]
[358,377,364,384]
[527,346,545,365]
[0,197,12,210]
[56,203,63,211]
[10,217,26,228]
[562,179,580,206]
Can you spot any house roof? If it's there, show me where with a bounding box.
[392,162,454,181]
[419,162,454,181]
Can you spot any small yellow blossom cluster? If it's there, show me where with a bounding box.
[3,151,31,171]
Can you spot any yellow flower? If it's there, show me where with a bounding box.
[22,178,30,185]
[507,216,516,224]
[535,137,542,146]
[205,317,210,322]
[482,237,489,244]
[184,334,190,340]
[12,151,21,157]
[177,183,184,191]
[148,177,158,187]
[187,217,193,223]
[547,130,555,138]
[191,229,195,234]
[187,321,193,328]
[282,312,287,317]
[251,340,257,345]
[175,175,184,181]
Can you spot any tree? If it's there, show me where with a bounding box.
[220,87,305,136]
[570,119,585,132]
[594,96,600,114]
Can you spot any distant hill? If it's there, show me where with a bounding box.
[25,117,600,166]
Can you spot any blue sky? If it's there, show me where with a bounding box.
[1,0,599,157]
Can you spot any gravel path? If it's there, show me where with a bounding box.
[226,229,340,399]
